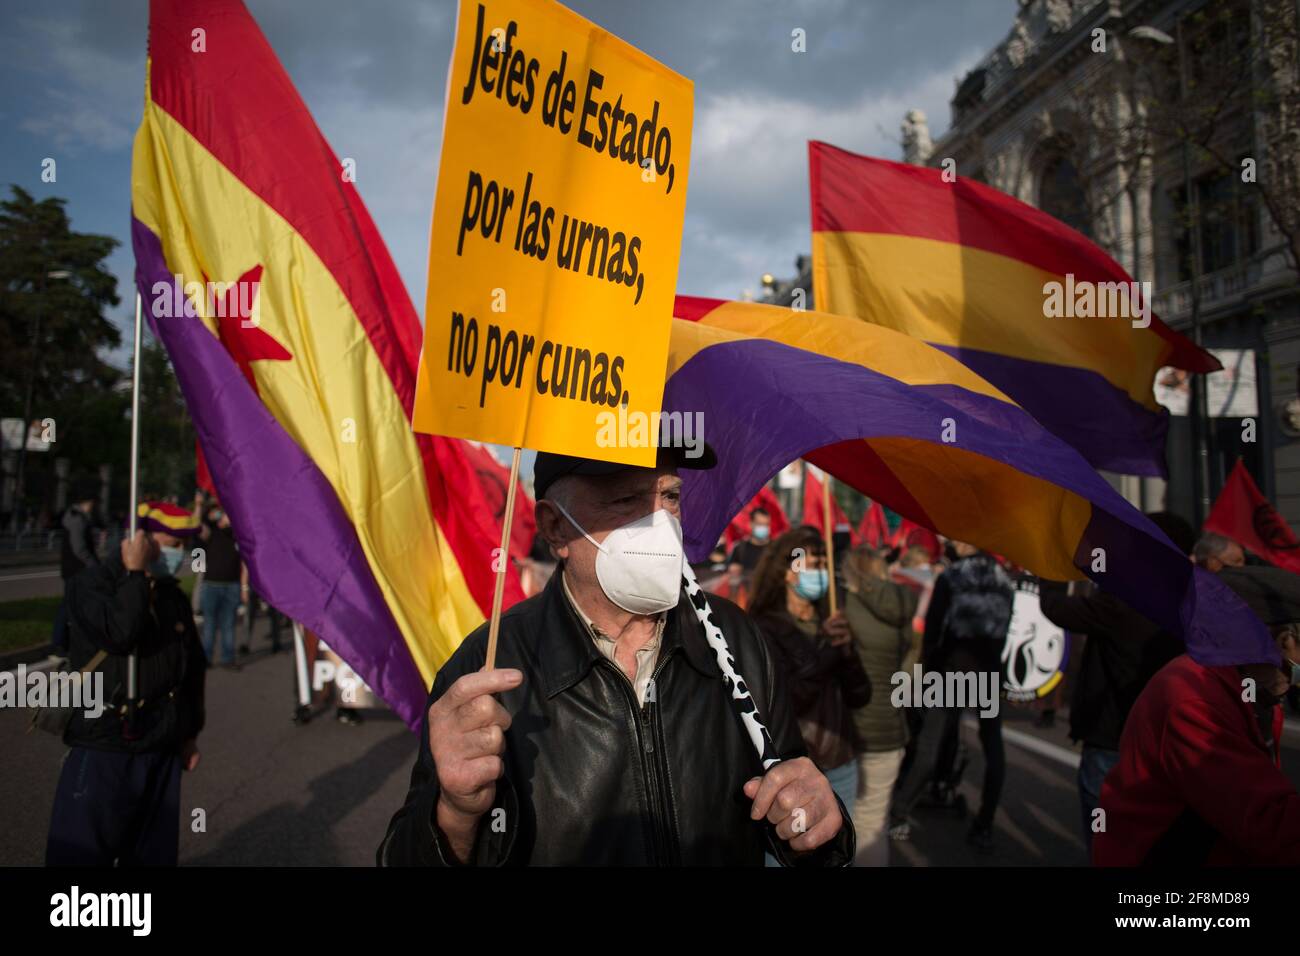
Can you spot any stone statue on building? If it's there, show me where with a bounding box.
[901,109,933,165]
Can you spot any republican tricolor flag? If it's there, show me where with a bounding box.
[809,141,1219,478]
[667,296,1276,667]
[131,0,521,727]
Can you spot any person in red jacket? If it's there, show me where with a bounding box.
[1093,566,1300,865]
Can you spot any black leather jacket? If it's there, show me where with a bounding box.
[64,554,206,754]
[378,570,855,866]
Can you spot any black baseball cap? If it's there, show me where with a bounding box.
[533,443,717,501]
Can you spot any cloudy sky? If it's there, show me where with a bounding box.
[0,0,1016,360]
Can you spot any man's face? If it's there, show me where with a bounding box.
[538,468,681,592]
[139,531,163,575]
[750,513,771,543]
[209,501,231,529]
[1206,543,1246,573]
[155,531,183,551]
[1241,626,1299,701]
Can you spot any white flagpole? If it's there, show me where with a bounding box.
[293,622,311,708]
[127,291,142,703]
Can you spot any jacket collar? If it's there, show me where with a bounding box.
[536,566,719,699]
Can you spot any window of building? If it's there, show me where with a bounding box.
[1166,168,1259,282]
[1038,154,1091,238]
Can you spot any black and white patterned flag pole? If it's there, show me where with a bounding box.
[680,558,781,770]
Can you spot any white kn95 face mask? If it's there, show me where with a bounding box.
[550,500,684,615]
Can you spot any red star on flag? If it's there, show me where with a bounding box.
[203,264,292,392]
[195,264,292,494]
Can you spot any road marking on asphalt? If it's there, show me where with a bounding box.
[964,716,1081,769]
[1000,727,1082,769]
[0,570,60,582]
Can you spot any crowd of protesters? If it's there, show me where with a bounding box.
[33,461,1300,868]
[701,500,1300,867]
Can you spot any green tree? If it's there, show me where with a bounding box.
[136,332,197,501]
[0,185,125,526]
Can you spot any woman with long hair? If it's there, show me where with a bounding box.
[842,545,918,865]
[749,526,870,832]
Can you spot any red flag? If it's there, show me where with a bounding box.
[1205,459,1300,574]
[196,441,216,495]
[858,500,889,548]
[803,467,858,542]
[462,442,536,562]
[891,518,942,563]
[724,486,789,548]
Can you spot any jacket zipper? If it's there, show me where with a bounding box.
[599,654,679,865]
[643,653,680,865]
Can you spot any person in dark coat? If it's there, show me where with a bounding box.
[748,526,872,823]
[45,501,207,867]
[378,449,855,866]
[894,541,1013,851]
[1039,511,1194,849]
[52,480,101,654]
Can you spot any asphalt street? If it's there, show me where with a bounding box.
[4,615,1300,866]
[0,564,63,603]
[2,620,414,866]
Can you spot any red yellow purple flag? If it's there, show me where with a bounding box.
[666,296,1276,668]
[809,141,1219,478]
[131,0,522,727]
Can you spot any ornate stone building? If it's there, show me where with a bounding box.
[926,0,1298,528]
[764,0,1299,531]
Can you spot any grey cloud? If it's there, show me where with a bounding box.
[1,0,1017,316]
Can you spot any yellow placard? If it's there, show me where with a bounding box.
[414,0,692,466]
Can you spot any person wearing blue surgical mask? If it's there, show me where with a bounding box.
[45,500,207,866]
[747,525,871,864]
[726,507,773,602]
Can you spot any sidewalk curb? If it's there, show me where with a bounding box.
[0,643,57,675]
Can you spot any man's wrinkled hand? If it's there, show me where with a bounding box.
[743,756,842,853]
[428,667,522,824]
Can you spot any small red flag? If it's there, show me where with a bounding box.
[196,440,216,495]
[1205,459,1300,574]
[724,486,789,548]
[891,518,943,563]
[802,467,858,543]
[462,442,536,562]
[858,500,890,548]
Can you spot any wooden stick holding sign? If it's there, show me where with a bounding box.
[484,446,523,670]
[822,472,837,616]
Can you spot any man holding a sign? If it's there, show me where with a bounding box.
[378,446,854,866]
[387,0,851,866]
